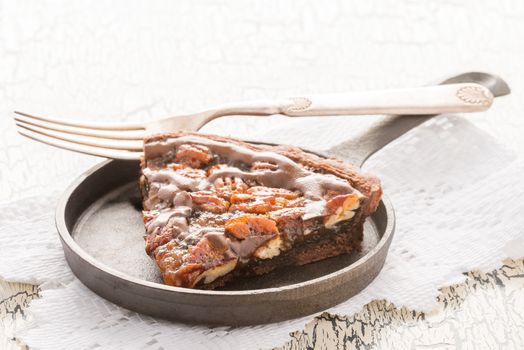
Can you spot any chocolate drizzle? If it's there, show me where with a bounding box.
[143,168,206,193]
[229,235,275,261]
[145,136,356,200]
[142,135,363,286]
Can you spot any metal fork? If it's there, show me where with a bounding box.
[14,72,510,160]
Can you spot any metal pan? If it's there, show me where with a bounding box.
[55,138,396,327]
[50,73,509,326]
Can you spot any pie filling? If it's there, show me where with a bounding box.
[141,135,368,289]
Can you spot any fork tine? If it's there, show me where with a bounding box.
[14,111,146,131]
[16,121,143,151]
[14,113,146,140]
[16,127,142,160]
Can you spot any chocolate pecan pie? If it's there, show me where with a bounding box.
[140,132,382,289]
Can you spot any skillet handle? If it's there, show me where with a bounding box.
[326,114,436,167]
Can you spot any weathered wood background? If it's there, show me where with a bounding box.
[2,258,523,349]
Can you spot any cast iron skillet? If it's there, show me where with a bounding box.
[57,112,459,325]
[55,134,400,327]
[53,73,510,326]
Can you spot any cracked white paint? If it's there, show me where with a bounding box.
[276,259,524,350]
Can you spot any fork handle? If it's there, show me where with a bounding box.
[215,83,493,118]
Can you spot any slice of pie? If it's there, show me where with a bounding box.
[140,131,382,289]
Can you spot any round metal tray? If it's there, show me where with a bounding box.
[56,157,395,326]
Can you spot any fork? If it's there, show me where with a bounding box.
[14,72,509,160]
